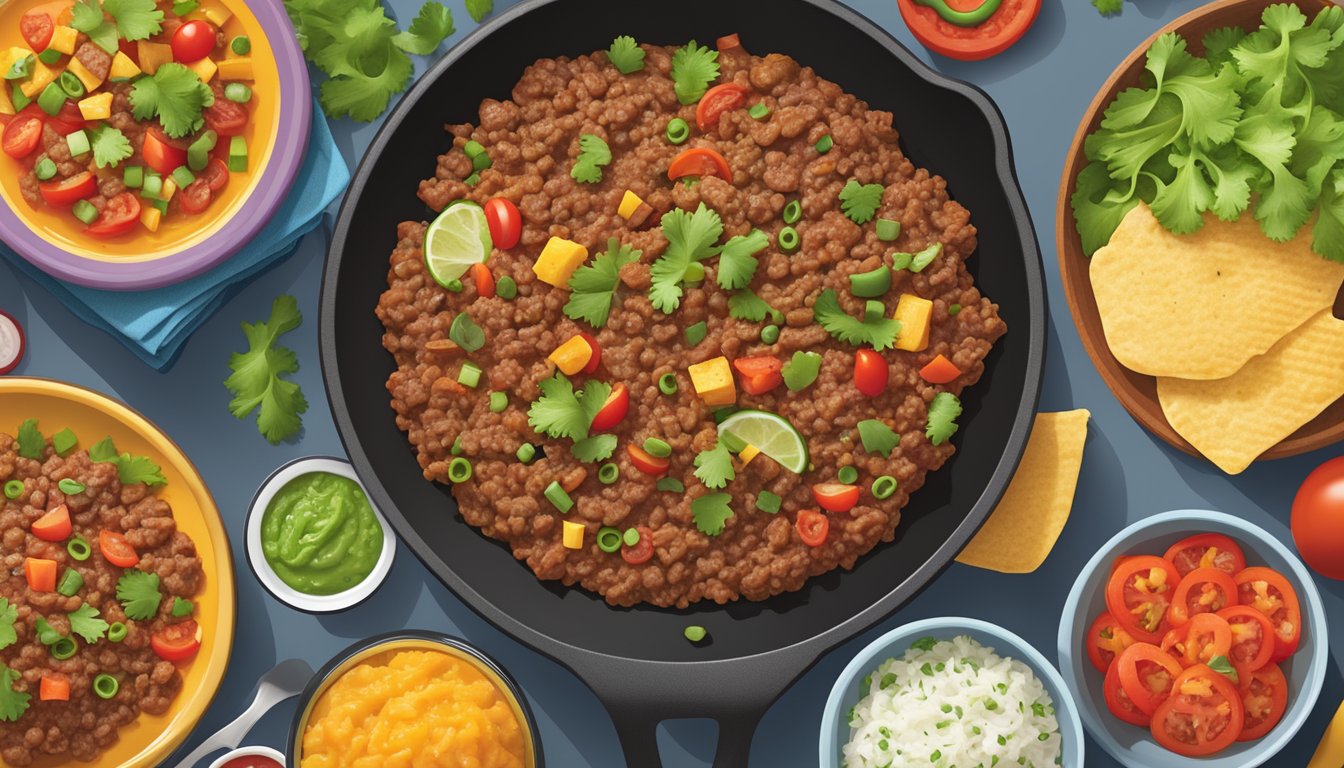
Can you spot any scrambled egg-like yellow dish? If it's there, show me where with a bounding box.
[302,649,526,768]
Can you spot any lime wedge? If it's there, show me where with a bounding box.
[717,409,809,474]
[424,201,492,286]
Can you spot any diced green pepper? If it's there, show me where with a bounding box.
[37,82,66,116]
[171,166,196,189]
[65,129,90,158]
[187,130,216,172]
[50,428,77,456]
[122,165,144,189]
[72,199,98,224]
[140,174,163,198]
[10,84,31,111]
[34,157,57,181]
[227,135,248,172]
[36,49,61,66]
[57,70,84,99]
[4,54,33,81]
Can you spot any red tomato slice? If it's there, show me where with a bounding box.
[740,371,782,395]
[38,172,96,206]
[577,331,600,374]
[627,443,669,476]
[919,354,962,384]
[1151,665,1245,756]
[1235,567,1302,662]
[1168,566,1238,626]
[620,526,654,565]
[1217,605,1276,675]
[176,179,212,215]
[590,383,628,432]
[31,504,71,542]
[734,356,783,395]
[46,100,86,136]
[143,128,188,175]
[2,117,42,159]
[1104,660,1151,727]
[99,530,139,568]
[1168,612,1233,667]
[1164,533,1247,577]
[897,0,1042,62]
[171,19,217,63]
[853,349,888,396]
[86,193,142,237]
[1238,663,1287,741]
[1086,612,1136,674]
[201,157,230,192]
[483,197,522,249]
[151,620,201,661]
[20,12,54,52]
[204,98,248,137]
[812,483,860,513]
[796,509,829,547]
[695,83,749,132]
[1116,642,1183,716]
[667,147,732,183]
[1106,555,1181,643]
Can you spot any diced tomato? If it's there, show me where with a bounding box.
[99,530,139,568]
[483,198,522,249]
[715,33,741,52]
[151,620,201,662]
[733,356,782,395]
[590,383,629,432]
[1085,612,1136,673]
[667,147,732,183]
[118,39,140,66]
[578,331,600,374]
[176,179,212,215]
[204,98,248,137]
[853,349,888,396]
[171,20,217,63]
[31,505,71,542]
[2,117,42,159]
[695,83,749,132]
[24,557,56,592]
[46,101,86,136]
[620,526,654,565]
[201,158,230,192]
[627,443,669,475]
[38,172,97,206]
[1167,566,1237,626]
[919,354,962,384]
[20,12,54,53]
[1116,642,1183,716]
[1238,663,1287,741]
[1150,665,1245,756]
[1164,533,1246,578]
[143,128,188,175]
[86,193,142,237]
[796,509,829,547]
[1234,567,1302,662]
[812,483,860,513]
[1104,660,1151,727]
[38,674,69,702]
[1217,605,1276,676]
[1105,555,1181,644]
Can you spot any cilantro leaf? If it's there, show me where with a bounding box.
[565,238,640,328]
[782,351,822,391]
[857,419,900,458]
[649,204,723,313]
[318,50,413,121]
[1317,169,1344,262]
[68,604,109,644]
[727,289,775,322]
[0,666,30,723]
[464,0,491,23]
[1071,161,1141,255]
[691,493,733,536]
[171,597,194,617]
[607,35,645,74]
[70,0,119,53]
[88,436,117,463]
[103,0,164,42]
[693,442,735,490]
[571,434,617,463]
[1204,27,1248,69]
[571,134,611,184]
[812,289,902,350]
[839,180,884,224]
[527,374,610,441]
[925,392,963,446]
[1208,654,1239,684]
[87,436,166,486]
[670,40,719,105]
[1092,0,1122,15]
[0,600,16,652]
[130,63,214,138]
[15,419,43,460]
[224,295,309,445]
[716,229,768,290]
[90,125,133,169]
[116,570,162,621]
[392,1,453,56]
[1236,111,1314,241]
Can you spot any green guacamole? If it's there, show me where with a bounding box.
[260,472,383,596]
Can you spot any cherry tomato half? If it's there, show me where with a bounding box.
[483,197,522,249]
[1217,605,1276,676]
[627,443,669,476]
[1235,567,1302,662]
[812,483,860,513]
[1291,457,1344,580]
[1150,665,1245,756]
[1106,555,1181,644]
[590,383,629,432]
[151,620,202,662]
[143,128,188,175]
[1167,566,1238,627]
[30,505,71,542]
[204,98,248,137]
[668,147,732,183]
[733,356,782,395]
[1164,533,1247,578]
[38,172,97,206]
[578,331,601,374]
[1116,642,1183,716]
[2,117,42,159]
[20,12,54,53]
[171,19,217,63]
[46,100,87,136]
[897,0,1042,62]
[1238,663,1288,742]
[696,83,749,132]
[620,526,654,565]
[201,157,230,192]
[796,509,829,547]
[1104,660,1151,727]
[1085,612,1135,674]
[179,178,215,214]
[99,530,139,568]
[86,193,142,237]
[854,349,888,396]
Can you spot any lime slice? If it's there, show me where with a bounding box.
[424,201,492,286]
[717,409,809,474]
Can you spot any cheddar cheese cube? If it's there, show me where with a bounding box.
[562,520,585,550]
[199,0,233,26]
[548,335,593,376]
[109,51,141,80]
[688,356,736,406]
[0,86,12,116]
[893,293,933,352]
[215,57,253,81]
[77,92,113,120]
[137,41,173,75]
[160,177,177,202]
[186,56,217,83]
[140,205,162,233]
[20,59,58,98]
[47,26,77,56]
[617,190,643,219]
[533,237,588,288]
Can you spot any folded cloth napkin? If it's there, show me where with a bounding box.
[0,98,350,371]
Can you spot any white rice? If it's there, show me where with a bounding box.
[842,635,1063,768]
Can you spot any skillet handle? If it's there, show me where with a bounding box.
[607,702,765,768]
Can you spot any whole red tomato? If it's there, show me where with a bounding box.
[1291,457,1344,580]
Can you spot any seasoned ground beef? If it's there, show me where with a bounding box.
[377,41,1005,608]
[0,431,202,764]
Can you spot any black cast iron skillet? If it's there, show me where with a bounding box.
[319,1,1046,764]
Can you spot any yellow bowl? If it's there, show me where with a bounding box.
[0,377,236,768]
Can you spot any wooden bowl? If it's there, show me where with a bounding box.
[1056,0,1344,464]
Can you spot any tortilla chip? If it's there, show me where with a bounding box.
[956,410,1090,574]
[1157,310,1344,475]
[1090,204,1344,380]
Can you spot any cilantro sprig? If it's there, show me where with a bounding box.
[88,436,167,486]
[225,295,309,445]
[670,40,719,105]
[716,229,768,290]
[72,0,163,54]
[15,419,43,460]
[693,442,735,489]
[0,665,29,723]
[565,238,640,328]
[90,125,133,169]
[727,289,775,322]
[130,63,214,139]
[607,35,645,74]
[857,419,901,457]
[691,493,733,536]
[68,604,109,644]
[839,180,885,225]
[812,289,903,350]
[925,392,963,446]
[650,203,723,313]
[115,570,162,621]
[572,134,612,184]
[464,0,492,23]
[527,374,610,441]
[571,434,617,463]
[0,600,16,652]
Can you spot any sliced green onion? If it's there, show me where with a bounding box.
[122,165,144,189]
[597,527,623,553]
[544,481,573,513]
[815,134,833,154]
[864,300,886,324]
[450,436,463,456]
[890,251,913,270]
[876,218,901,242]
[782,199,802,225]
[65,129,90,158]
[34,157,57,181]
[92,674,118,699]
[472,151,493,173]
[488,391,508,413]
[684,625,707,643]
[515,443,536,463]
[463,172,481,187]
[496,275,518,299]
[622,528,640,547]
[67,536,91,561]
[56,568,83,597]
[187,131,217,172]
[4,54,33,80]
[948,303,962,316]
[642,438,671,458]
[598,462,620,484]
[447,457,473,483]
[72,200,98,225]
[230,35,251,55]
[658,373,678,395]
[171,165,195,189]
[141,174,163,198]
[107,622,127,643]
[457,362,482,389]
[656,477,684,493]
[224,82,252,103]
[58,70,85,99]
[666,118,690,144]
[448,312,485,351]
[463,140,486,159]
[37,48,61,66]
[838,465,858,484]
[850,265,891,298]
[227,135,248,173]
[760,324,780,344]
[51,637,77,660]
[51,428,77,457]
[2,480,22,500]
[778,226,799,253]
[748,103,770,119]
[685,321,707,347]
[909,243,943,273]
[57,478,85,495]
[755,490,782,514]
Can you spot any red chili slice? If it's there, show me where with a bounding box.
[696,83,749,132]
[796,509,829,546]
[621,526,654,565]
[668,147,732,183]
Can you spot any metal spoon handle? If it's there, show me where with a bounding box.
[171,658,314,768]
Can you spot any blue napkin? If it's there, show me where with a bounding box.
[0,98,350,371]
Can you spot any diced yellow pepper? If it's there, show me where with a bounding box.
[186,56,217,83]
[20,59,58,98]
[739,444,760,466]
[533,237,588,288]
[0,48,28,76]
[893,294,933,352]
[137,41,174,75]
[109,51,141,80]
[688,356,736,406]
[77,92,113,120]
[140,205,162,233]
[199,0,233,26]
[215,57,254,82]
[548,335,593,375]
[0,86,12,117]
[617,190,643,219]
[161,178,177,202]
[562,520,585,550]
[48,26,78,56]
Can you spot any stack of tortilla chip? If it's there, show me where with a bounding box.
[1090,204,1344,474]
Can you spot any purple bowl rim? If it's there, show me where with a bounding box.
[0,0,311,291]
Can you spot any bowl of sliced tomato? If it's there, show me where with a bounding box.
[1058,510,1327,768]
[0,0,309,290]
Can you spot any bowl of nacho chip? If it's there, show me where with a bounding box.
[1058,0,1344,475]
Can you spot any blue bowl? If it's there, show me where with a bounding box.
[1058,510,1327,767]
[820,617,1086,767]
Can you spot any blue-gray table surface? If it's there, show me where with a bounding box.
[4,0,1343,765]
